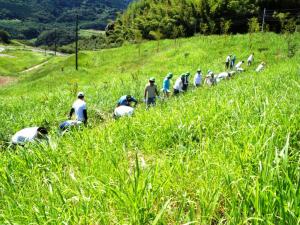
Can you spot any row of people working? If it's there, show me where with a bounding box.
[10,54,266,145]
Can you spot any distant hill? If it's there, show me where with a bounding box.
[0,0,132,39]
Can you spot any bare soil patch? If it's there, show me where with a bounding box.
[0,76,17,86]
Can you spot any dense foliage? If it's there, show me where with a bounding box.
[0,29,10,43]
[0,0,131,39]
[109,0,300,41]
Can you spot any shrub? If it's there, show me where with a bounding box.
[0,29,10,44]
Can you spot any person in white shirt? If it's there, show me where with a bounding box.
[235,61,244,72]
[173,75,184,95]
[247,53,254,66]
[216,71,230,83]
[256,62,265,72]
[114,105,135,118]
[204,70,216,86]
[225,55,231,69]
[194,69,202,87]
[69,92,88,124]
[12,127,48,145]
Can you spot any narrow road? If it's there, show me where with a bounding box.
[0,45,68,56]
[20,60,50,73]
[0,46,15,58]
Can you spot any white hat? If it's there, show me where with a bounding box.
[77,92,84,98]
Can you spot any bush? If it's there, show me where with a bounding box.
[21,27,40,39]
[0,30,10,44]
[35,29,75,47]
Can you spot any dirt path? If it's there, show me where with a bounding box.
[0,76,17,87]
[0,46,15,58]
[0,45,67,56]
[20,60,50,73]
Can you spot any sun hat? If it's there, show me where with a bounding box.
[167,73,173,78]
[149,77,155,82]
[77,92,85,98]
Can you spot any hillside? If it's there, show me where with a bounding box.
[109,0,300,41]
[0,33,300,224]
[0,0,131,39]
[0,45,55,76]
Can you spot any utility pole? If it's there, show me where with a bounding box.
[75,14,79,70]
[54,28,57,56]
[262,8,266,32]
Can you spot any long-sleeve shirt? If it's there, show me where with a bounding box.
[194,72,202,85]
[256,64,264,72]
[71,99,87,122]
[12,127,41,144]
[118,95,137,106]
[235,61,243,69]
[247,54,254,62]
[226,56,231,63]
[173,77,183,91]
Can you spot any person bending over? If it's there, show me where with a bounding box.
[12,127,48,145]
[117,95,138,107]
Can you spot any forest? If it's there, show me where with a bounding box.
[108,0,300,41]
[0,0,131,39]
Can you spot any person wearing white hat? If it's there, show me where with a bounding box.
[204,70,216,86]
[194,68,202,87]
[144,77,159,107]
[247,53,254,66]
[69,92,88,124]
[235,61,244,72]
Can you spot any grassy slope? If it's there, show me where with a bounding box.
[0,47,52,76]
[79,29,105,38]
[0,33,300,224]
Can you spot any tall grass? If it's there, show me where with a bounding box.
[0,33,299,224]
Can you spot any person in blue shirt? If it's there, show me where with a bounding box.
[230,54,236,69]
[162,72,173,97]
[117,95,138,107]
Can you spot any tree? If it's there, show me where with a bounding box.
[149,30,163,52]
[273,12,296,33]
[35,29,75,47]
[248,18,260,50]
[133,29,143,56]
[220,19,232,35]
[0,30,10,44]
[200,23,209,35]
[248,18,260,33]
